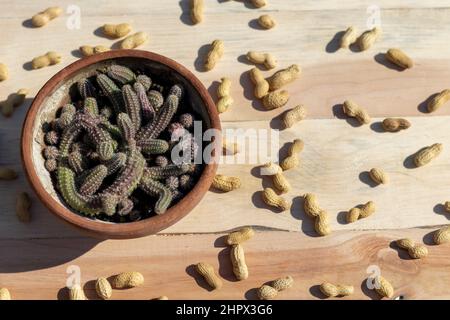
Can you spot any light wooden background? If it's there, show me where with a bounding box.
[1,0,450,300]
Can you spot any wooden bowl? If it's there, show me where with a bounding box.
[21,50,220,239]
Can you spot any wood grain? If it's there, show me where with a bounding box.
[2,116,450,238]
[0,229,448,300]
[1,0,450,299]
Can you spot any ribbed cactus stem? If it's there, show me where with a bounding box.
[62,103,76,114]
[83,97,99,116]
[142,164,190,180]
[137,94,179,143]
[100,144,145,199]
[59,123,82,156]
[99,118,122,140]
[133,82,155,121]
[139,176,173,214]
[43,146,59,159]
[57,164,99,216]
[147,90,164,112]
[78,113,114,161]
[103,152,127,175]
[107,65,136,84]
[98,141,115,161]
[140,139,169,155]
[169,84,183,99]
[96,74,124,114]
[122,84,142,130]
[57,104,76,130]
[117,112,135,143]
[100,194,119,216]
[77,78,96,99]
[68,150,87,174]
[100,106,113,119]
[79,164,108,196]
[136,74,152,90]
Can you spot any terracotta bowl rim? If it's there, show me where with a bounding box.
[21,49,220,239]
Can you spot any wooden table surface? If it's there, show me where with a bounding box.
[1,0,450,300]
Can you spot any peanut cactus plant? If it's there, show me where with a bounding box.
[42,64,203,222]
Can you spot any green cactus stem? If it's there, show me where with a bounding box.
[139,176,173,214]
[96,74,124,114]
[136,93,179,143]
[98,141,115,162]
[147,90,164,112]
[78,113,115,161]
[57,163,100,216]
[136,74,152,90]
[61,103,76,114]
[79,164,108,196]
[70,142,89,154]
[142,164,190,180]
[100,194,119,216]
[122,84,142,130]
[134,82,155,121]
[83,97,99,116]
[103,152,127,175]
[117,112,135,143]
[68,150,87,174]
[140,139,169,155]
[99,118,122,140]
[77,78,96,99]
[107,65,136,84]
[56,103,77,130]
[100,143,145,200]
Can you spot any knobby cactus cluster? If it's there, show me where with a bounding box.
[41,64,203,222]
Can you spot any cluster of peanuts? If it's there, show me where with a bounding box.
[71,272,168,300]
[202,5,450,300]
[0,6,150,108]
[339,24,450,261]
[1,271,170,300]
[193,226,296,300]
